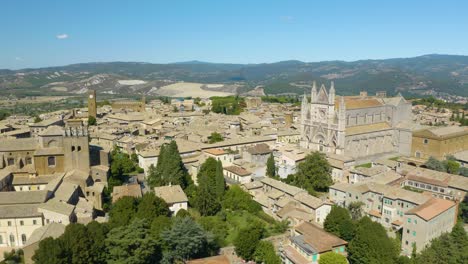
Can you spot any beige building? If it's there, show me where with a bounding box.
[401,198,456,254]
[223,165,252,184]
[0,119,106,251]
[300,82,413,161]
[154,185,188,215]
[281,221,347,264]
[411,126,468,160]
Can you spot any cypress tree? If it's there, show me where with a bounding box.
[266,153,276,178]
[148,141,190,188]
[195,158,221,216]
[215,160,225,199]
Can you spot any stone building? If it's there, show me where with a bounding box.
[411,126,468,160]
[300,82,412,161]
[401,198,456,254]
[111,96,146,112]
[88,90,97,118]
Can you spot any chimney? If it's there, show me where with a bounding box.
[376,91,387,98]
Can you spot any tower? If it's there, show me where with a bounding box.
[63,119,90,173]
[88,90,97,118]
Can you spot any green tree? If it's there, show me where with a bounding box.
[130,153,139,164]
[86,221,109,264]
[266,153,276,178]
[106,219,161,264]
[445,159,460,175]
[109,147,135,191]
[161,217,215,262]
[318,252,348,264]
[348,217,399,264]
[253,241,281,264]
[1,249,24,264]
[175,208,191,218]
[109,196,138,228]
[148,141,191,189]
[209,132,224,143]
[324,206,353,238]
[291,152,332,194]
[32,237,68,264]
[234,222,264,261]
[348,201,365,221]
[150,216,173,240]
[339,218,356,241]
[60,224,94,264]
[135,192,170,220]
[215,160,225,199]
[198,216,229,247]
[195,158,221,216]
[424,156,446,172]
[88,116,96,126]
[222,185,262,213]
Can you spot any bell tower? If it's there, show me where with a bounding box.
[88,90,97,118]
[63,119,90,173]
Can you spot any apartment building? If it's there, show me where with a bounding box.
[281,222,347,264]
[401,198,457,254]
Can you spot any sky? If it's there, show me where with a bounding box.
[1,0,468,69]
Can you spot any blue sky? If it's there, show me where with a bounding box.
[1,0,467,69]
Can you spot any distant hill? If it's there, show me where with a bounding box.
[1,54,468,97]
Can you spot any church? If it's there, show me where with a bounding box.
[300,82,413,161]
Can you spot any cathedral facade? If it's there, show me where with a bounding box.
[300,82,413,160]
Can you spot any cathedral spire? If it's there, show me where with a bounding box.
[329,81,335,105]
[311,81,317,103]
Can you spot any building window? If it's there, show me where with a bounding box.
[78,146,82,152]
[415,152,421,158]
[413,231,416,236]
[33,220,37,225]
[25,157,32,164]
[21,234,26,244]
[9,234,15,245]
[20,220,24,226]
[72,146,76,151]
[48,156,56,167]
[7,158,14,166]
[7,221,11,226]
[405,240,408,245]
[0,235,3,244]
[407,218,411,223]
[423,139,429,144]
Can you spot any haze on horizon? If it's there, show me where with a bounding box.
[1,0,468,69]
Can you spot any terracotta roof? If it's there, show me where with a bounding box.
[406,198,456,221]
[368,209,382,218]
[112,183,142,202]
[294,192,325,209]
[413,126,468,140]
[334,97,383,110]
[224,165,252,176]
[246,143,271,155]
[261,177,305,196]
[0,138,37,151]
[154,185,188,204]
[282,245,310,264]
[204,148,226,156]
[295,222,347,253]
[345,122,391,136]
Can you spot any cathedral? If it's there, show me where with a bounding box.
[300,82,413,161]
